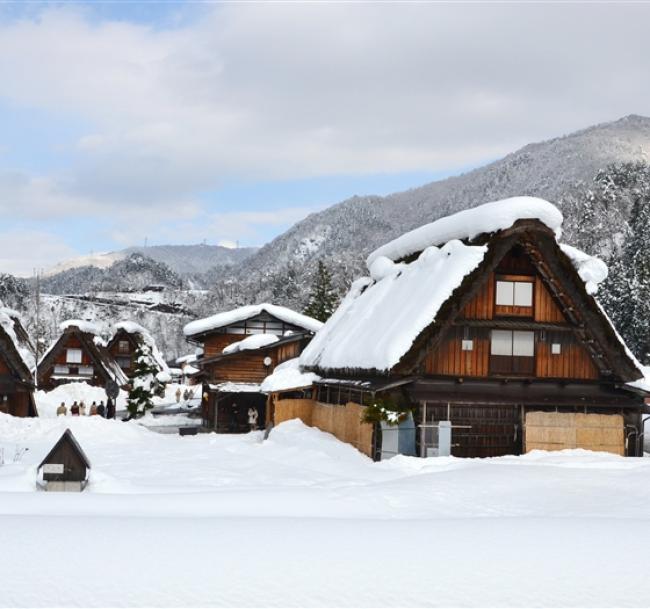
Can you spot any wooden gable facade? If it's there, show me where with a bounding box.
[107,328,139,377]
[310,219,647,458]
[0,320,37,418]
[38,326,127,392]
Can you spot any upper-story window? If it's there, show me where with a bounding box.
[495,277,534,317]
[490,330,535,375]
[66,348,82,364]
[118,340,130,354]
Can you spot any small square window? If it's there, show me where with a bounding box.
[461,339,474,351]
[551,343,562,355]
[66,348,82,364]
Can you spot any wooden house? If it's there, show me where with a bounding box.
[295,197,649,458]
[37,320,128,392]
[107,321,169,379]
[38,428,91,491]
[0,309,37,417]
[183,304,322,432]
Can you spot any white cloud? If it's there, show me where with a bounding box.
[0,2,648,259]
[0,230,78,276]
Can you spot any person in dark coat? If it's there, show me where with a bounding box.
[229,402,239,433]
[70,401,80,416]
[97,401,106,417]
[106,398,115,419]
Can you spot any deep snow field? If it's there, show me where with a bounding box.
[1,412,650,608]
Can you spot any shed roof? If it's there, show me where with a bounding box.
[38,428,91,470]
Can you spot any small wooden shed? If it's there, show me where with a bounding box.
[38,429,91,492]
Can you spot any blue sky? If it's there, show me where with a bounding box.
[0,1,649,274]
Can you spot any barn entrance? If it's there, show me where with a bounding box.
[205,390,267,433]
[418,402,522,458]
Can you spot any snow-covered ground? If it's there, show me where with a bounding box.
[0,414,650,607]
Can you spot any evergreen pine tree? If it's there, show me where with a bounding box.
[126,344,159,419]
[303,260,338,322]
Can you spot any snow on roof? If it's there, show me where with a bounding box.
[112,321,169,373]
[367,196,563,267]
[60,319,102,335]
[0,309,34,372]
[209,382,263,393]
[222,333,279,355]
[559,244,608,295]
[260,358,320,393]
[300,240,487,372]
[183,303,323,337]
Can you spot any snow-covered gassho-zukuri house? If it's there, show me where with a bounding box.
[183,304,323,432]
[298,197,649,458]
[0,308,37,417]
[37,320,128,392]
[107,321,170,381]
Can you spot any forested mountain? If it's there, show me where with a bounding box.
[18,114,650,363]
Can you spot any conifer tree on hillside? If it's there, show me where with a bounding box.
[126,344,160,419]
[303,261,338,322]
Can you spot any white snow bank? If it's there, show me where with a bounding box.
[261,358,320,392]
[367,196,563,266]
[184,303,323,337]
[35,382,128,418]
[223,333,279,354]
[560,244,608,294]
[301,240,487,371]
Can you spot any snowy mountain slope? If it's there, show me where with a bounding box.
[43,243,257,279]
[227,115,650,296]
[16,114,650,361]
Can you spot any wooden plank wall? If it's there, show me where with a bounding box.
[203,334,244,357]
[425,331,489,377]
[535,341,598,379]
[525,411,624,456]
[460,273,494,319]
[274,398,374,457]
[534,276,565,323]
[207,352,271,383]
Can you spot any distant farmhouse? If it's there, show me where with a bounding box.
[287,197,649,458]
[107,321,170,380]
[184,304,322,432]
[0,308,37,417]
[37,320,128,392]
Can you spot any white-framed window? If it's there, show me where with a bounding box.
[461,339,474,351]
[78,365,94,376]
[495,280,533,307]
[551,343,562,355]
[66,348,82,364]
[118,340,130,354]
[490,330,535,357]
[54,364,68,375]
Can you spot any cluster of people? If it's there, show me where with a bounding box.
[56,400,115,418]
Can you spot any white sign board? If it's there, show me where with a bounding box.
[43,463,64,474]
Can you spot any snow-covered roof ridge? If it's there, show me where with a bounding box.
[60,319,103,336]
[183,303,323,337]
[301,240,487,372]
[367,196,563,267]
